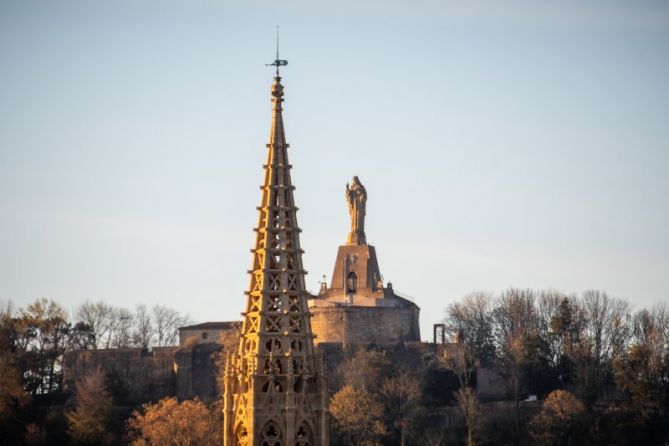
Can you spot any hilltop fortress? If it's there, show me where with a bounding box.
[63,177,426,403]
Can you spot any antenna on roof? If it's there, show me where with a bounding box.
[266,25,288,76]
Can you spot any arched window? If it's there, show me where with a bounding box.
[346,272,358,293]
[294,422,312,446]
[261,421,282,446]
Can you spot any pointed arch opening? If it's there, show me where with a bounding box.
[294,422,313,446]
[261,420,283,446]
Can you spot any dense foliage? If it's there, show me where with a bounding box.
[0,298,192,445]
[1,290,667,445]
[444,289,669,445]
[127,397,221,446]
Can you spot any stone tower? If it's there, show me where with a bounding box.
[222,72,329,446]
[308,177,421,345]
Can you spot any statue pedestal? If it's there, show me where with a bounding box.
[347,231,366,245]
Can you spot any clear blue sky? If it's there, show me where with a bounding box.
[1,0,668,339]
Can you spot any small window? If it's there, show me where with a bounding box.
[346,272,358,293]
[202,332,208,340]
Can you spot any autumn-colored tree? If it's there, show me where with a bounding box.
[127,397,221,446]
[66,368,114,446]
[528,390,587,446]
[0,354,28,420]
[379,372,421,446]
[20,298,70,394]
[614,307,669,418]
[0,350,28,445]
[0,303,28,445]
[0,303,28,421]
[330,385,385,446]
[338,348,391,393]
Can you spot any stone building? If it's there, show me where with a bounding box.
[179,321,241,346]
[63,322,243,404]
[173,322,240,401]
[308,176,421,346]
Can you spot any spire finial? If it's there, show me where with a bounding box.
[266,25,288,77]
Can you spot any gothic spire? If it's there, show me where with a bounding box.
[223,66,329,446]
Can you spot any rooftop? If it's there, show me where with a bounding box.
[179,321,241,331]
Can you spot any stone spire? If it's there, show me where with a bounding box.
[223,73,329,446]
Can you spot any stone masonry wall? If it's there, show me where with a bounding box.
[62,347,176,405]
[174,343,222,402]
[310,306,420,345]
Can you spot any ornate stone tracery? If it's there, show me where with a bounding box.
[222,73,329,446]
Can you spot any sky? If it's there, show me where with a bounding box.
[1,0,668,340]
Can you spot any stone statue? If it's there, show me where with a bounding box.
[346,176,367,245]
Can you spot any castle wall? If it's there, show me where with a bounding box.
[174,343,222,402]
[310,305,420,345]
[62,347,176,405]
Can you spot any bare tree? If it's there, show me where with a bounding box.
[132,305,154,349]
[493,289,540,444]
[579,290,631,403]
[446,292,496,363]
[77,302,191,349]
[537,290,566,347]
[152,305,191,347]
[110,307,133,348]
[76,302,116,349]
[442,342,479,446]
[0,300,16,319]
[493,289,540,347]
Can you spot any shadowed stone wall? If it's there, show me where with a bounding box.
[62,347,176,405]
[174,343,222,402]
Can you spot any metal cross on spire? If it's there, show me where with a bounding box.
[266,25,288,76]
